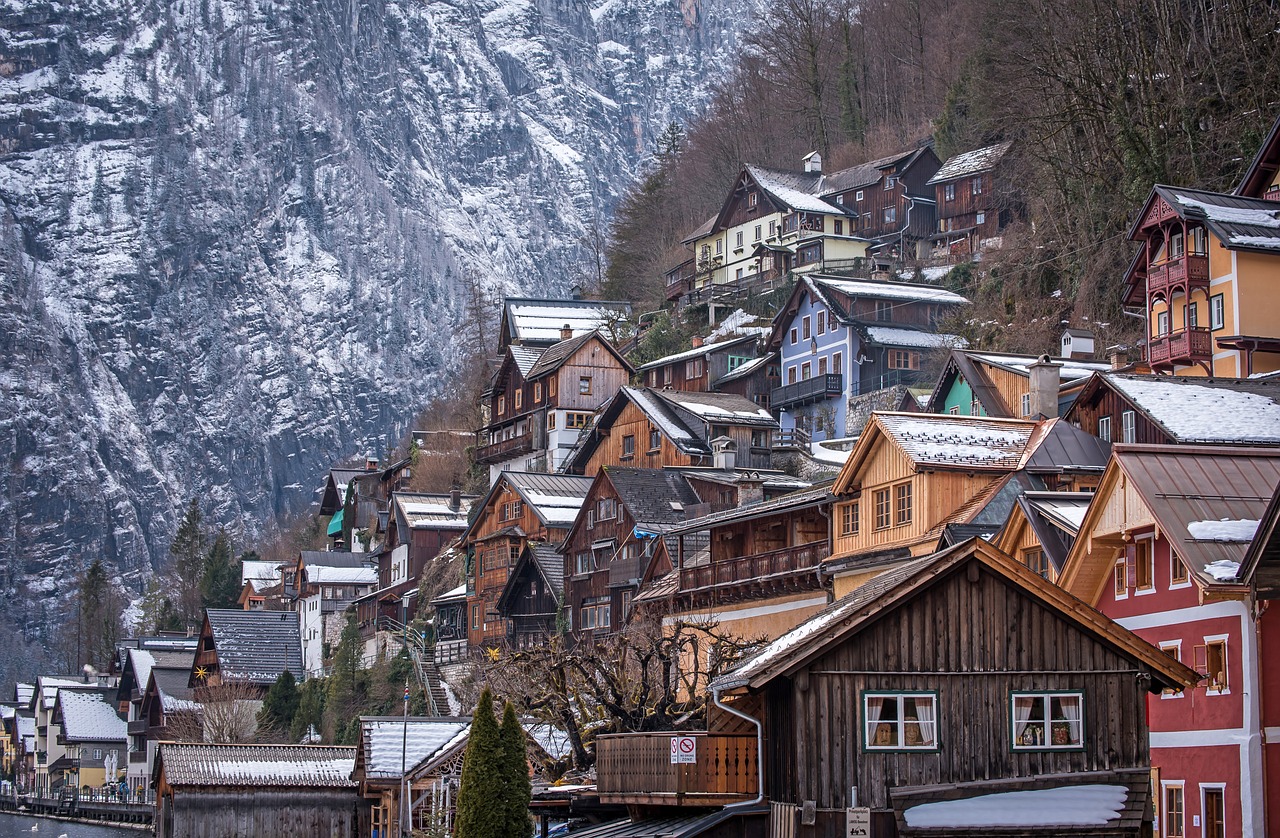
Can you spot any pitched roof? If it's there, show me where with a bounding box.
[965,351,1111,384]
[666,483,834,536]
[822,147,934,194]
[1134,185,1280,253]
[1087,374,1280,444]
[926,141,1012,184]
[298,550,371,569]
[56,690,126,743]
[156,743,357,788]
[652,388,777,428]
[1022,420,1112,473]
[501,298,632,346]
[151,667,198,713]
[745,165,846,215]
[636,335,759,371]
[304,565,378,586]
[464,472,594,537]
[861,323,965,350]
[1240,481,1280,598]
[716,539,1197,693]
[526,330,633,380]
[200,609,304,685]
[393,492,474,530]
[356,717,471,780]
[1236,111,1280,198]
[510,344,545,377]
[995,491,1093,574]
[603,467,703,531]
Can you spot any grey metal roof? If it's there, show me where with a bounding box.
[203,609,304,685]
[157,743,357,788]
[604,467,703,531]
[666,483,834,535]
[1023,419,1112,473]
[1147,185,1280,253]
[563,812,731,838]
[298,550,371,569]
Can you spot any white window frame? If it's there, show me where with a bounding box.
[1097,416,1112,442]
[1122,410,1136,443]
[1170,551,1192,590]
[862,691,938,751]
[1009,691,1084,750]
[1159,641,1184,699]
[1202,635,1230,695]
[1161,781,1185,838]
[1210,294,1225,331]
[1021,392,1031,417]
[1199,783,1227,838]
[855,190,864,202]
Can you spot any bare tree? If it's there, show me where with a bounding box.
[166,680,265,743]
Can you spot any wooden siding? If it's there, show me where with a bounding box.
[563,478,644,639]
[596,732,758,805]
[767,564,1152,814]
[579,401,707,476]
[1069,387,1172,446]
[485,336,631,432]
[157,789,359,838]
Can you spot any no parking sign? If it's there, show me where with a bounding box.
[670,735,697,764]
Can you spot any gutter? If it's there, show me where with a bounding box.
[710,683,764,809]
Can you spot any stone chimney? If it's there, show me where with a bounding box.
[365,456,379,471]
[1027,355,1062,419]
[711,436,737,471]
[737,473,765,507]
[803,151,822,174]
[560,323,573,340]
[449,483,462,513]
[1107,345,1130,371]
[691,335,704,349]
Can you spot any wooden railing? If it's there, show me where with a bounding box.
[679,540,827,592]
[771,373,843,410]
[1148,327,1212,368]
[596,732,757,805]
[473,432,534,464]
[1148,253,1209,296]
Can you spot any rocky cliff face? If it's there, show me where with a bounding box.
[0,0,757,668]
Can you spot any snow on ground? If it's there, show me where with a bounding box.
[903,784,1128,828]
[1187,518,1260,542]
[810,437,856,465]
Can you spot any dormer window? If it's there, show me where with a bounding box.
[835,195,844,204]
[748,191,758,208]
[884,176,897,190]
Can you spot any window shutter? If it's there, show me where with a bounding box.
[1125,543,1137,588]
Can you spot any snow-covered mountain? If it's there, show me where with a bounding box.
[0,0,757,660]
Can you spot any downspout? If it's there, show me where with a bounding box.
[1255,599,1270,838]
[711,684,765,808]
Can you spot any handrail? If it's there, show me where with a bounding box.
[382,616,443,716]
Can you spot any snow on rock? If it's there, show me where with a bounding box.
[904,784,1128,828]
[1187,519,1260,542]
[706,309,773,341]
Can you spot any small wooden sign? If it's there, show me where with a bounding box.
[846,807,872,837]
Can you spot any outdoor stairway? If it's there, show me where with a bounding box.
[382,617,450,716]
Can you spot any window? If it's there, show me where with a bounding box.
[575,552,592,575]
[1169,231,1185,259]
[835,194,844,205]
[735,267,744,281]
[1210,294,1225,330]
[874,488,891,530]
[832,352,842,375]
[1021,393,1031,417]
[471,604,480,629]
[1113,554,1127,599]
[834,219,843,235]
[944,183,955,201]
[1160,642,1184,697]
[1171,552,1189,586]
[889,350,919,370]
[547,412,557,431]
[748,191,758,207]
[514,389,523,410]
[1156,310,1169,336]
[93,748,103,760]
[579,376,592,395]
[663,366,673,385]
[787,366,797,384]
[801,361,811,380]
[816,311,826,335]
[727,355,750,372]
[875,300,893,322]
[620,434,635,458]
[1011,692,1083,749]
[863,692,937,750]
[1135,539,1154,591]
[497,395,506,415]
[549,377,557,397]
[790,327,798,345]
[949,406,960,415]
[533,382,542,403]
[1190,225,1208,255]
[685,358,704,379]
[840,501,859,536]
[818,357,828,375]
[895,482,912,525]
[1202,787,1225,838]
[970,397,981,416]
[976,211,986,225]
[649,427,661,451]
[1097,416,1112,442]
[1203,638,1228,693]
[1163,783,1185,838]
[566,412,591,429]
[1122,410,1136,443]
[883,206,897,224]
[802,316,811,340]
[884,176,897,191]
[1023,549,1050,579]
[586,509,595,529]
[754,224,761,241]
[597,497,616,520]
[716,239,723,255]
[1187,302,1198,328]
[855,190,864,202]
[971,176,984,195]
[735,231,743,249]
[769,220,776,237]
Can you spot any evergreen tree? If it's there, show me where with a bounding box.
[499,700,533,838]
[257,670,300,737]
[290,679,327,743]
[77,559,123,671]
[170,499,208,630]
[201,529,242,609]
[455,688,505,838]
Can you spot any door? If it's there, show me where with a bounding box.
[1202,787,1225,838]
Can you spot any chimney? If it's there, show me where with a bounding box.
[1027,355,1062,419]
[803,151,822,174]
[1107,345,1130,371]
[737,473,765,507]
[365,456,379,472]
[711,436,737,471]
[691,335,704,349]
[449,483,462,513]
[560,323,573,340]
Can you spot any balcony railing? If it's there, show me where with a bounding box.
[679,540,828,593]
[473,432,535,465]
[128,750,148,765]
[1148,327,1212,368]
[596,732,757,805]
[1147,254,1209,296]
[771,373,843,410]
[127,719,148,736]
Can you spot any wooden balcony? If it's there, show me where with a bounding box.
[127,719,149,736]
[679,540,828,594]
[665,259,696,301]
[1147,254,1209,297]
[771,373,843,411]
[596,732,757,806]
[1148,327,1212,369]
[473,431,534,465]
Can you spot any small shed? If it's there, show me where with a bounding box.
[153,742,358,838]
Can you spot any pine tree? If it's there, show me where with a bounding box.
[77,559,123,671]
[290,679,327,743]
[258,670,300,737]
[201,530,242,609]
[499,701,533,838]
[455,688,505,838]
[170,499,207,630]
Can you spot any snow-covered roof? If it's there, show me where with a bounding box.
[56,690,126,743]
[746,165,842,215]
[863,325,966,349]
[626,388,696,443]
[636,335,757,371]
[926,141,1013,185]
[504,300,630,345]
[812,276,970,305]
[37,677,85,710]
[705,309,773,341]
[305,565,378,586]
[158,743,357,787]
[395,493,473,530]
[969,352,1111,384]
[876,414,1037,470]
[1106,375,1280,443]
[431,584,467,605]
[204,609,304,685]
[241,561,281,584]
[1142,185,1280,253]
[713,354,771,387]
[502,472,594,527]
[903,783,1127,829]
[658,389,776,425]
[359,717,470,779]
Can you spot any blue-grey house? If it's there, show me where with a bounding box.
[766,275,968,442]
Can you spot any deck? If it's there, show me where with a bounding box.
[595,732,757,806]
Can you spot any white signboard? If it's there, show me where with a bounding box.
[846,807,872,837]
[670,735,697,764]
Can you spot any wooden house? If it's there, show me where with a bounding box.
[1122,118,1280,377]
[562,387,778,476]
[154,743,358,838]
[712,351,779,409]
[477,329,634,479]
[1055,444,1280,838]
[991,491,1092,582]
[189,609,304,694]
[497,297,632,352]
[1065,372,1280,446]
[767,276,968,443]
[496,542,565,649]
[637,335,762,393]
[117,647,194,795]
[558,467,702,641]
[320,457,414,549]
[383,491,474,583]
[353,716,471,838]
[462,471,593,649]
[924,349,1111,419]
[926,141,1013,260]
[297,563,377,676]
[824,413,1109,597]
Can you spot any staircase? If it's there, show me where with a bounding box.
[382,617,450,716]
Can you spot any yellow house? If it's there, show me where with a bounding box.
[53,689,127,790]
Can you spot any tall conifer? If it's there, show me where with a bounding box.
[499,700,533,838]
[456,688,504,838]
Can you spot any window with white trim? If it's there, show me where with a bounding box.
[1210,294,1225,330]
[1011,692,1083,749]
[1162,783,1185,838]
[1159,642,1184,697]
[1122,410,1136,443]
[1170,551,1189,587]
[1021,392,1031,417]
[1135,538,1154,592]
[863,692,937,750]
[1199,638,1228,694]
[1097,416,1112,442]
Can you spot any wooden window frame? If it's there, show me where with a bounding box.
[875,300,893,322]
[514,389,523,411]
[547,412,557,431]
[649,427,661,452]
[534,382,542,403]
[549,377,558,398]
[802,316,811,340]
[578,376,592,395]
[944,183,955,201]
[1113,554,1128,600]
[894,482,912,526]
[1161,782,1185,838]
[1134,537,1155,594]
[1159,641,1184,698]
[873,488,891,531]
[1022,548,1050,579]
[971,176,983,196]
[1170,551,1190,588]
[790,327,798,345]
[497,395,506,415]
[621,435,635,459]
[861,691,939,752]
[832,351,842,375]
[816,311,826,335]
[1200,785,1226,838]
[1198,637,1229,694]
[840,501,859,537]
[1009,691,1084,751]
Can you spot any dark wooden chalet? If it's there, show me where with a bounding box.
[462,471,592,649]
[598,539,1197,837]
[712,351,779,409]
[559,467,702,641]
[1065,372,1280,446]
[383,490,474,579]
[1237,111,1280,201]
[637,335,761,393]
[353,716,471,837]
[561,387,778,476]
[189,609,304,695]
[821,146,941,255]
[430,584,469,666]
[926,141,1013,260]
[496,542,565,649]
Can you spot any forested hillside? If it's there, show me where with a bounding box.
[606,0,1280,353]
